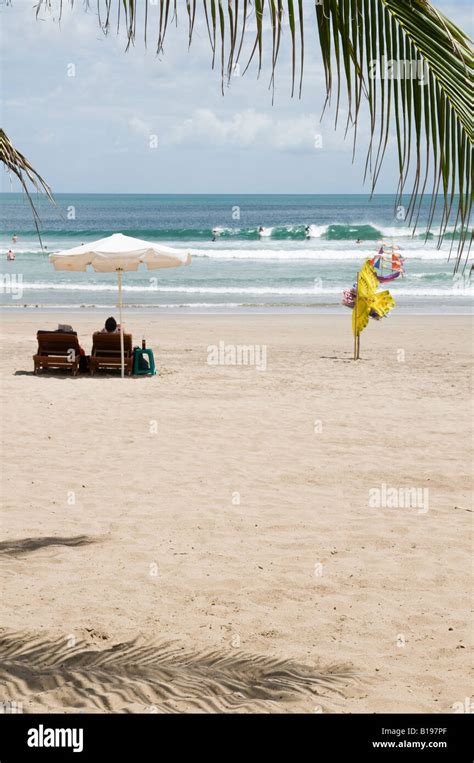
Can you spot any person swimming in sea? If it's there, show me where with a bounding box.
[6,249,15,261]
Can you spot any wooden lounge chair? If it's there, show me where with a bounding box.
[90,332,133,376]
[33,331,81,376]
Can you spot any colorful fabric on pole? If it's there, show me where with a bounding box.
[352,259,396,337]
[342,287,356,308]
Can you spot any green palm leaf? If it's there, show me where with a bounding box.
[314,0,473,270]
[0,128,54,246]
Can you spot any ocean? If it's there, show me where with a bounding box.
[0,193,472,313]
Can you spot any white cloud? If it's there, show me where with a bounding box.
[129,117,153,138]
[167,108,349,152]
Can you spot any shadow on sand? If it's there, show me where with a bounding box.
[0,535,100,556]
[0,631,356,713]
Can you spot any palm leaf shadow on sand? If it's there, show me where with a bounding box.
[0,536,99,556]
[0,632,356,713]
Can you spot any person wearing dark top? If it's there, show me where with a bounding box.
[101,316,121,333]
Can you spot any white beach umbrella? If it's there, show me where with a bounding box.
[49,233,191,377]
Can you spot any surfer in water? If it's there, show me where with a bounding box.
[305,225,311,239]
[356,238,362,244]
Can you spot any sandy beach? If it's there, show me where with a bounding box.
[0,312,472,713]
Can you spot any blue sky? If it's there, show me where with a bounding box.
[1,1,471,194]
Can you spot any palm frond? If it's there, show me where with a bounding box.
[30,2,474,268]
[0,631,355,713]
[315,0,473,270]
[0,128,54,246]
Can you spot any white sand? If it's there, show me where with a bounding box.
[0,313,472,713]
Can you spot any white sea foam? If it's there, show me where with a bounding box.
[211,227,236,236]
[306,224,328,238]
[376,223,464,238]
[0,302,248,310]
[12,282,473,297]
[189,248,451,261]
[0,246,456,261]
[15,283,337,295]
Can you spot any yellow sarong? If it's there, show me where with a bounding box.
[353,259,396,337]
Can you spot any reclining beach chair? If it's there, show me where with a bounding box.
[90,332,133,376]
[33,331,81,376]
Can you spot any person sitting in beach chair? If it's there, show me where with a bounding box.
[90,330,133,376]
[101,316,122,333]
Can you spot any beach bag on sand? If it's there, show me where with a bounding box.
[133,347,150,372]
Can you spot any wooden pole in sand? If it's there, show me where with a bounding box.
[353,271,359,361]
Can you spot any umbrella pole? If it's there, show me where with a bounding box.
[117,270,124,378]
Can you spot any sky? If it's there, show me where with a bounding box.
[0,0,472,194]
